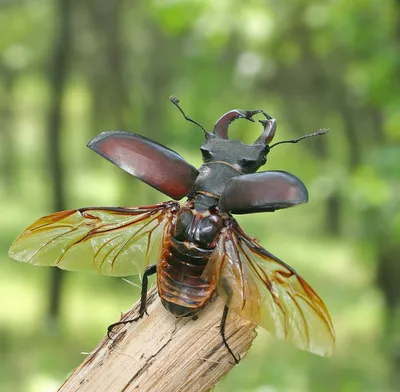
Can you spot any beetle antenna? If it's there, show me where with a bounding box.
[269,128,329,149]
[169,95,207,134]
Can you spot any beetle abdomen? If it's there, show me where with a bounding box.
[157,205,223,317]
[157,237,216,317]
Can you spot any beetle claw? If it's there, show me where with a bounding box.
[228,353,241,365]
[107,326,117,340]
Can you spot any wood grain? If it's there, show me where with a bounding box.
[58,287,257,392]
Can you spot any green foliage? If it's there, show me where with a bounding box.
[0,0,399,391]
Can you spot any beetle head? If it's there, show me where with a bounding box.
[169,96,328,174]
[200,110,277,174]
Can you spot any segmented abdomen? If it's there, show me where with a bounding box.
[157,205,223,317]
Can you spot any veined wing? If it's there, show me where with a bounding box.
[9,202,178,277]
[209,221,335,356]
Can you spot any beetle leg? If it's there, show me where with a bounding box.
[107,264,157,338]
[220,305,240,364]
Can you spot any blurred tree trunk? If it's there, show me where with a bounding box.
[264,18,343,237]
[97,0,131,128]
[0,67,16,193]
[376,240,400,387]
[140,22,179,205]
[337,96,361,169]
[377,243,400,313]
[46,0,72,326]
[86,0,130,131]
[380,2,400,384]
[87,0,140,206]
[366,99,400,385]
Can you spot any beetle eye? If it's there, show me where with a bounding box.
[239,158,260,173]
[201,148,212,160]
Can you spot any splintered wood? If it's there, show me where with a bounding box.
[58,287,257,392]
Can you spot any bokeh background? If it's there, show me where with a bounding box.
[1,1,399,391]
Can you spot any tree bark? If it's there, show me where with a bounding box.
[58,288,257,392]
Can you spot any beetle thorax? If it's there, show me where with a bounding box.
[191,163,240,201]
[189,134,269,202]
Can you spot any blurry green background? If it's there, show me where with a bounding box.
[1,0,399,391]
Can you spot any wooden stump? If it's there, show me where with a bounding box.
[58,287,257,392]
